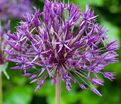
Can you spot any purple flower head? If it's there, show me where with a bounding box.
[0,23,10,79]
[6,0,119,96]
[0,0,32,20]
[0,24,7,64]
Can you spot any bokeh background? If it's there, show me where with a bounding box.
[1,0,121,104]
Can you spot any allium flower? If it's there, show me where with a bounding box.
[0,23,9,79]
[6,0,119,96]
[0,24,6,64]
[0,0,32,20]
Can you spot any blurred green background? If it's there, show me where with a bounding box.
[2,0,121,104]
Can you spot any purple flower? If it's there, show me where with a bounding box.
[0,24,7,64]
[106,41,119,51]
[102,72,115,81]
[6,0,119,96]
[90,78,104,86]
[0,0,32,20]
[0,23,10,79]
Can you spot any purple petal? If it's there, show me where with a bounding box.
[91,88,102,96]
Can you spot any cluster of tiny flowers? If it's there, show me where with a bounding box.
[6,0,119,96]
[0,25,5,65]
[0,0,32,20]
[0,25,4,64]
[0,23,9,64]
[0,23,10,79]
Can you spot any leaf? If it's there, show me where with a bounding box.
[3,70,10,79]
[100,19,120,43]
[4,86,33,104]
[0,63,10,79]
[73,0,104,10]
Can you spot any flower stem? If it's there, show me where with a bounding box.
[0,71,2,104]
[56,72,61,104]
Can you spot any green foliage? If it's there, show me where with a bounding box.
[4,86,33,104]
[0,63,9,79]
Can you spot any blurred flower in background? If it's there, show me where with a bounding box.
[0,0,33,78]
[0,0,33,104]
[0,0,32,20]
[0,22,10,79]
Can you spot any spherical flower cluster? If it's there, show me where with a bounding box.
[0,0,32,20]
[0,23,10,79]
[6,0,119,96]
[0,25,4,64]
[0,24,9,64]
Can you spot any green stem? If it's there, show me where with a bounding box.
[0,71,2,104]
[56,72,61,104]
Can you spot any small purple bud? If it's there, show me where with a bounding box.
[30,79,38,83]
[90,78,104,86]
[79,84,87,90]
[91,88,102,96]
[103,72,115,81]
[66,85,71,92]
[35,80,45,91]
[30,74,37,80]
[22,73,31,77]
[11,66,23,70]
[96,64,105,71]
[106,41,119,51]
[51,78,56,84]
